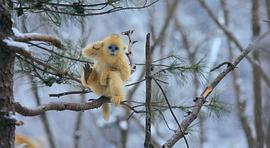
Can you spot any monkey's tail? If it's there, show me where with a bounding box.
[102,103,110,121]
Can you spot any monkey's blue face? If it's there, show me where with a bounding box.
[107,44,120,56]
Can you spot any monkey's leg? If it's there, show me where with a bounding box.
[109,71,125,105]
[100,71,109,86]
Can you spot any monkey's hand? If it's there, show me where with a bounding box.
[83,63,92,84]
[92,41,104,50]
[100,71,109,86]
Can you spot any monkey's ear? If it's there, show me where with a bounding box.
[93,41,104,50]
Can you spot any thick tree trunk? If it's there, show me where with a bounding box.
[0,1,16,148]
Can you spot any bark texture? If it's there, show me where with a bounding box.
[0,1,16,147]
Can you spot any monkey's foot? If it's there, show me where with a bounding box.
[111,96,121,105]
[83,63,92,84]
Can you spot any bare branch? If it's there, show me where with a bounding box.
[14,96,110,116]
[122,30,137,74]
[12,31,65,49]
[49,90,91,98]
[12,0,159,17]
[49,79,146,98]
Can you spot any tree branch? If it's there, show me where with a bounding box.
[14,34,65,49]
[144,33,153,148]
[14,96,110,116]
[162,36,261,147]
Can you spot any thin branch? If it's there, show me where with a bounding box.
[15,50,80,83]
[12,0,159,17]
[49,90,91,98]
[122,30,137,74]
[27,42,90,63]
[49,79,146,97]
[157,110,176,132]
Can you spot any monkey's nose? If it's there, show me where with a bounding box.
[108,45,119,51]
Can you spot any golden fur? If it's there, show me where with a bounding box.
[15,134,42,148]
[81,34,131,120]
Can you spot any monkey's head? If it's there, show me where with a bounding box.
[83,34,127,63]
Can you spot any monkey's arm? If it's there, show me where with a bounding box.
[100,70,109,86]
[82,41,104,58]
[81,63,96,88]
[116,59,131,81]
[109,71,125,105]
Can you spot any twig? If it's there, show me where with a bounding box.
[49,79,145,98]
[27,42,90,63]
[49,90,91,97]
[157,110,176,132]
[122,30,137,74]
[210,61,236,72]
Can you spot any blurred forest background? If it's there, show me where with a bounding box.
[0,0,270,148]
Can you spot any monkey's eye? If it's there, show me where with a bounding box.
[108,45,119,51]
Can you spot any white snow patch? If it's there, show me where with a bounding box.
[12,28,23,37]
[119,120,128,130]
[22,33,42,37]
[15,144,28,148]
[12,27,42,38]
[3,38,29,51]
